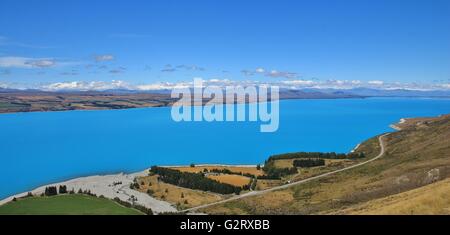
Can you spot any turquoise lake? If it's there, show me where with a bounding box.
[1,97,450,199]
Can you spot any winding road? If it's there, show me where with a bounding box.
[183,133,389,213]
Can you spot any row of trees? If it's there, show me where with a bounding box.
[208,168,256,178]
[44,185,68,196]
[43,185,96,197]
[268,151,366,162]
[44,186,58,196]
[260,160,298,180]
[293,159,325,168]
[150,166,242,195]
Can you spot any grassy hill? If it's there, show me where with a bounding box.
[201,114,450,215]
[338,178,450,215]
[0,194,143,215]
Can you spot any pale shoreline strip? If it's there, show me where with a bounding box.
[0,164,259,212]
[0,169,177,214]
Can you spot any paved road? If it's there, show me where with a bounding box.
[183,133,389,213]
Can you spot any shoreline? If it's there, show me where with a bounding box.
[0,169,177,214]
[0,96,371,116]
[0,163,261,211]
[350,143,361,153]
[3,96,450,116]
[390,118,407,131]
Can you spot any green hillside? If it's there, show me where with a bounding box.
[0,194,143,215]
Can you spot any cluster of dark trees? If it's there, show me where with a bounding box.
[259,161,298,180]
[258,151,367,180]
[241,177,257,191]
[208,168,256,178]
[43,185,72,196]
[268,151,366,161]
[44,186,58,196]
[58,185,68,194]
[293,159,325,168]
[130,181,140,190]
[150,166,242,195]
[112,197,153,215]
[43,185,95,197]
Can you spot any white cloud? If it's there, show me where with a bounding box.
[41,80,132,91]
[266,70,299,79]
[176,64,205,71]
[95,54,114,62]
[242,67,300,78]
[439,83,450,89]
[0,57,56,68]
[255,67,265,73]
[136,82,191,90]
[3,77,449,92]
[25,59,55,68]
[281,80,315,86]
[368,80,384,85]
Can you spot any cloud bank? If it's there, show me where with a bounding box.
[1,78,446,92]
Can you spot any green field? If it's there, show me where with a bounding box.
[0,194,144,215]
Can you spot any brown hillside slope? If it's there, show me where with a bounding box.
[201,114,450,215]
[338,177,450,215]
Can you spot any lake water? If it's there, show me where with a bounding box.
[1,97,450,199]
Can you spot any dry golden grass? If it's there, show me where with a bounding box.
[272,159,295,168]
[289,159,355,182]
[339,178,450,215]
[256,179,283,190]
[393,114,450,130]
[202,190,295,215]
[207,174,252,187]
[171,166,264,176]
[202,115,450,215]
[136,175,224,210]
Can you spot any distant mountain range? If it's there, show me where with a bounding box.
[1,87,450,98]
[313,87,450,97]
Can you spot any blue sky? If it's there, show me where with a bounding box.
[0,0,449,90]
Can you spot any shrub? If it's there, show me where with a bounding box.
[44,186,58,196]
[58,185,68,194]
[293,159,325,168]
[146,189,154,195]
